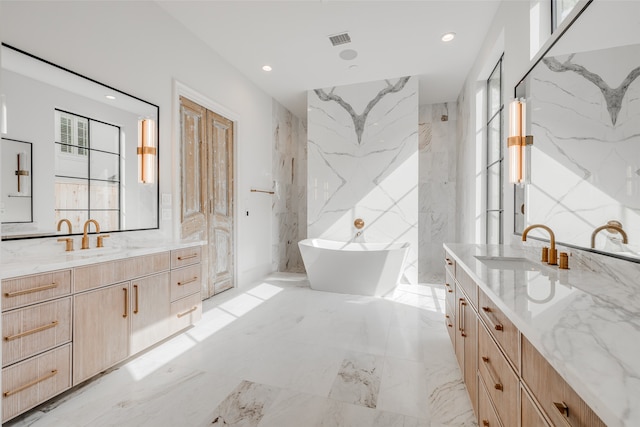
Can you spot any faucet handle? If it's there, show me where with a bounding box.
[541,246,549,263]
[559,252,569,270]
[57,238,74,252]
[96,234,110,248]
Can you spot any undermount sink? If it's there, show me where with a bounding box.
[474,255,543,271]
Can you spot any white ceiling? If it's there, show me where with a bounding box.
[158,1,501,119]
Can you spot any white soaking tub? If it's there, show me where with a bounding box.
[298,238,409,297]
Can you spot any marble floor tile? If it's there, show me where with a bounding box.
[5,275,474,427]
[328,351,384,408]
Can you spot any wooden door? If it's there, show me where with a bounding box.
[73,283,129,385]
[179,97,235,298]
[130,272,170,355]
[206,111,234,295]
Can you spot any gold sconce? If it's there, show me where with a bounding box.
[508,99,533,184]
[138,118,156,184]
[15,151,29,193]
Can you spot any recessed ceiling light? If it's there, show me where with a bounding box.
[105,95,116,100]
[441,32,456,42]
[262,65,272,72]
[339,49,358,61]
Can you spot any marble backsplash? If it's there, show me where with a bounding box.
[307,77,418,283]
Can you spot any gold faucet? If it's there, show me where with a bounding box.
[57,219,72,234]
[82,219,100,250]
[522,224,558,266]
[591,221,628,249]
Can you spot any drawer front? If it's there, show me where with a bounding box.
[478,289,519,371]
[455,267,477,309]
[444,250,456,277]
[171,246,202,269]
[444,270,455,309]
[2,297,72,367]
[478,323,518,427]
[521,386,551,427]
[169,293,202,335]
[2,270,72,311]
[521,337,605,427]
[444,300,455,346]
[75,252,170,292]
[2,343,72,423]
[170,264,202,302]
[478,375,503,427]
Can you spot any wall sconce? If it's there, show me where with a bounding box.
[15,151,29,194]
[508,99,533,184]
[138,118,156,184]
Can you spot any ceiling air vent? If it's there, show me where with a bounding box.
[328,32,351,46]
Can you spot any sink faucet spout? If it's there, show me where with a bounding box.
[522,224,557,265]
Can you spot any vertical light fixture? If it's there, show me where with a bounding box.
[138,118,156,184]
[508,99,533,184]
[15,151,29,193]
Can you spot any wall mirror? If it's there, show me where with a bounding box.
[0,44,159,240]
[514,0,640,261]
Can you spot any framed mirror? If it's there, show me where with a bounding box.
[514,1,640,261]
[0,44,159,240]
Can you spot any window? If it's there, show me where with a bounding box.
[54,110,121,232]
[486,55,503,244]
[551,0,579,32]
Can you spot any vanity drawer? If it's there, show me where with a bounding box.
[75,252,170,292]
[171,246,202,269]
[169,292,202,334]
[444,270,455,309]
[478,322,518,427]
[444,300,455,346]
[2,270,72,311]
[521,386,551,427]
[478,375,503,427]
[455,267,477,310]
[170,264,202,302]
[521,336,605,427]
[444,250,456,277]
[2,297,72,367]
[2,343,72,422]
[478,289,519,370]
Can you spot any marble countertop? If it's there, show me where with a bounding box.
[444,243,640,427]
[1,237,205,279]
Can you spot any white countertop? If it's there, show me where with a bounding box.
[444,243,640,427]
[0,238,204,279]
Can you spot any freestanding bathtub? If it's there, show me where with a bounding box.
[298,238,410,297]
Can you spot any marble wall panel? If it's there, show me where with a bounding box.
[307,77,418,283]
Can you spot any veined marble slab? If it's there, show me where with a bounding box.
[444,242,640,427]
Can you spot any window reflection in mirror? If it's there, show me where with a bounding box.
[551,0,580,32]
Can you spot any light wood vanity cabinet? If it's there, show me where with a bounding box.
[478,375,503,427]
[1,244,203,422]
[521,386,551,427]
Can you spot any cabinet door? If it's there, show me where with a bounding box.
[130,273,170,355]
[73,283,129,385]
[522,386,551,427]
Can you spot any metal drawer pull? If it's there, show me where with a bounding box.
[460,299,467,337]
[445,258,453,265]
[481,306,504,331]
[553,401,573,427]
[445,282,453,293]
[123,288,128,318]
[4,283,58,298]
[482,421,490,427]
[133,285,139,314]
[4,369,58,397]
[177,306,198,318]
[177,254,198,261]
[4,321,59,341]
[481,356,503,391]
[177,277,198,286]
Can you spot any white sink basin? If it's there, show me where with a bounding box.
[474,255,542,271]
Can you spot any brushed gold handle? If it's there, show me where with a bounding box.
[4,370,58,397]
[177,254,197,261]
[481,306,504,331]
[482,421,490,427]
[445,258,453,265]
[460,299,467,337]
[133,284,139,314]
[4,321,59,341]
[4,283,58,298]
[457,298,463,332]
[444,282,453,293]
[553,401,573,427]
[177,306,197,318]
[177,277,198,286]
[123,287,128,318]
[481,356,503,391]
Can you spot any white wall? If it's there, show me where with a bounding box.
[1,1,276,287]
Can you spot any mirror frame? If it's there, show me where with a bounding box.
[1,43,160,240]
[511,0,640,264]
